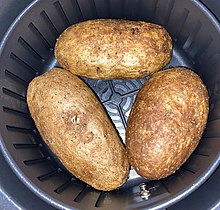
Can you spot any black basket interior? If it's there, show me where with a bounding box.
[0,0,220,209]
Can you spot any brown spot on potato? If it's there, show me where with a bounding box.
[62,110,82,127]
[82,131,94,144]
[131,27,140,34]
[71,115,80,124]
[140,70,149,75]
[131,27,140,35]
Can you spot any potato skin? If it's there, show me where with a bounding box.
[27,68,129,191]
[126,67,209,179]
[55,19,172,79]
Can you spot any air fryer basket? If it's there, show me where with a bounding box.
[0,0,220,209]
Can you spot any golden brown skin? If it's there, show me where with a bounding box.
[27,68,129,191]
[126,67,209,180]
[55,19,172,79]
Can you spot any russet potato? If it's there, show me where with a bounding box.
[27,68,129,191]
[126,67,209,179]
[55,19,172,79]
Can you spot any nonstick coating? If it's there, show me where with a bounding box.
[0,0,220,209]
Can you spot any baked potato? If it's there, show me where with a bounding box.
[55,19,172,79]
[27,68,129,191]
[126,67,209,179]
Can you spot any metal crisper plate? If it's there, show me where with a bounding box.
[0,0,220,209]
